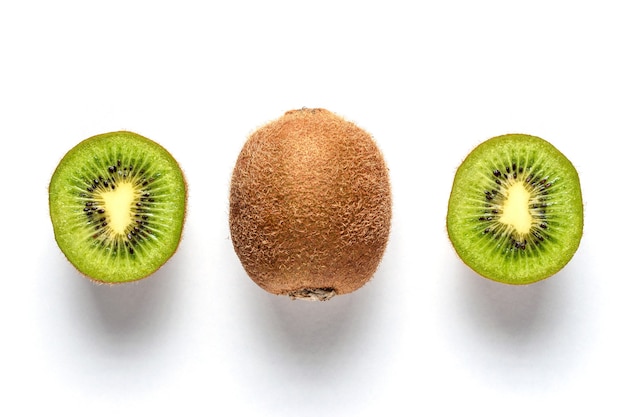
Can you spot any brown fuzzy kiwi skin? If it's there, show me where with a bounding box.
[229,108,392,300]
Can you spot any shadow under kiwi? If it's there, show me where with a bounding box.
[41,248,185,361]
[445,259,583,388]
[37,243,186,396]
[85,257,182,348]
[455,265,554,339]
[244,273,383,380]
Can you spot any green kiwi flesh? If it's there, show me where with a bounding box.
[49,131,187,283]
[446,133,583,284]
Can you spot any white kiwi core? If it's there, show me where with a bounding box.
[499,182,532,234]
[99,182,137,235]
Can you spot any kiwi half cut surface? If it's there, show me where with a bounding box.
[446,134,583,284]
[49,131,187,283]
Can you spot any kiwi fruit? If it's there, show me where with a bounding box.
[229,108,391,300]
[49,131,187,283]
[446,133,583,284]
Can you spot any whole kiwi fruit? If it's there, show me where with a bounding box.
[446,133,583,284]
[49,131,187,283]
[229,108,392,300]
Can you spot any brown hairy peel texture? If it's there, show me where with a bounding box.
[229,108,392,300]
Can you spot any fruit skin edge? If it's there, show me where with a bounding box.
[445,133,584,285]
[48,131,188,284]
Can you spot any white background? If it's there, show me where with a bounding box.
[1,1,623,416]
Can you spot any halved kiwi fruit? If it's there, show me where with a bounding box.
[229,108,392,300]
[446,133,583,284]
[49,131,187,283]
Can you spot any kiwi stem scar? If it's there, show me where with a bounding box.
[288,288,337,301]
